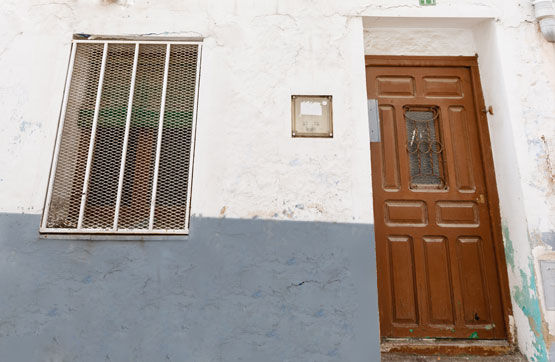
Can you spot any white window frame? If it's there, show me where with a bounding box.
[40,38,202,235]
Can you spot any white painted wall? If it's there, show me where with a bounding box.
[364,27,477,56]
[471,6,555,360]
[0,0,375,224]
[192,14,372,223]
[1,0,554,360]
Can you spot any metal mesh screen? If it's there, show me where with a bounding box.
[118,44,165,230]
[83,43,134,229]
[154,45,198,229]
[405,108,446,189]
[46,44,103,229]
[43,41,200,234]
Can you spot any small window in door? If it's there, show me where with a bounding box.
[404,106,446,190]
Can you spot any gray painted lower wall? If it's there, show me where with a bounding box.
[0,213,380,362]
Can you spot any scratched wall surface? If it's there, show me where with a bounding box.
[0,0,554,361]
[472,4,555,360]
[0,213,379,362]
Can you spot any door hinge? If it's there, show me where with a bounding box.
[368,99,380,142]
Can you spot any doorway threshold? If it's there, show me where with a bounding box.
[382,352,526,361]
[381,338,514,356]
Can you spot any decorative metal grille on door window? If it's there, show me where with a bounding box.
[41,40,201,234]
[404,106,446,189]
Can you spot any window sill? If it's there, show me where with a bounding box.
[39,231,189,241]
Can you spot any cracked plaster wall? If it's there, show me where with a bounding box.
[475,4,555,362]
[0,0,554,361]
[0,1,379,361]
[0,213,379,362]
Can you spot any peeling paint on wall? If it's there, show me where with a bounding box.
[504,222,516,270]
[513,261,548,361]
[504,222,549,361]
[1,0,555,360]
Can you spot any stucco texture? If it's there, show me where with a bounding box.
[1,0,555,361]
[0,213,379,362]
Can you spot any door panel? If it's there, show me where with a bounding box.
[388,235,419,324]
[423,236,455,325]
[379,105,401,191]
[367,63,506,339]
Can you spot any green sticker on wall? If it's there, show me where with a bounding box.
[420,0,436,5]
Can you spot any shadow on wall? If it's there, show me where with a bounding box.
[0,213,379,362]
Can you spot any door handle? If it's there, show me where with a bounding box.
[476,194,486,204]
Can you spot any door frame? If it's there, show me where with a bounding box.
[365,55,514,352]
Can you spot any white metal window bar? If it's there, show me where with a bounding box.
[149,44,171,230]
[41,40,202,235]
[77,42,108,229]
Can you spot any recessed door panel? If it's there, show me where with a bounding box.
[423,236,455,325]
[457,237,492,326]
[377,76,416,97]
[380,105,401,191]
[448,106,476,192]
[367,60,507,340]
[388,236,419,325]
[436,201,479,227]
[385,201,427,226]
[423,77,463,98]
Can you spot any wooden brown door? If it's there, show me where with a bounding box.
[366,57,507,340]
